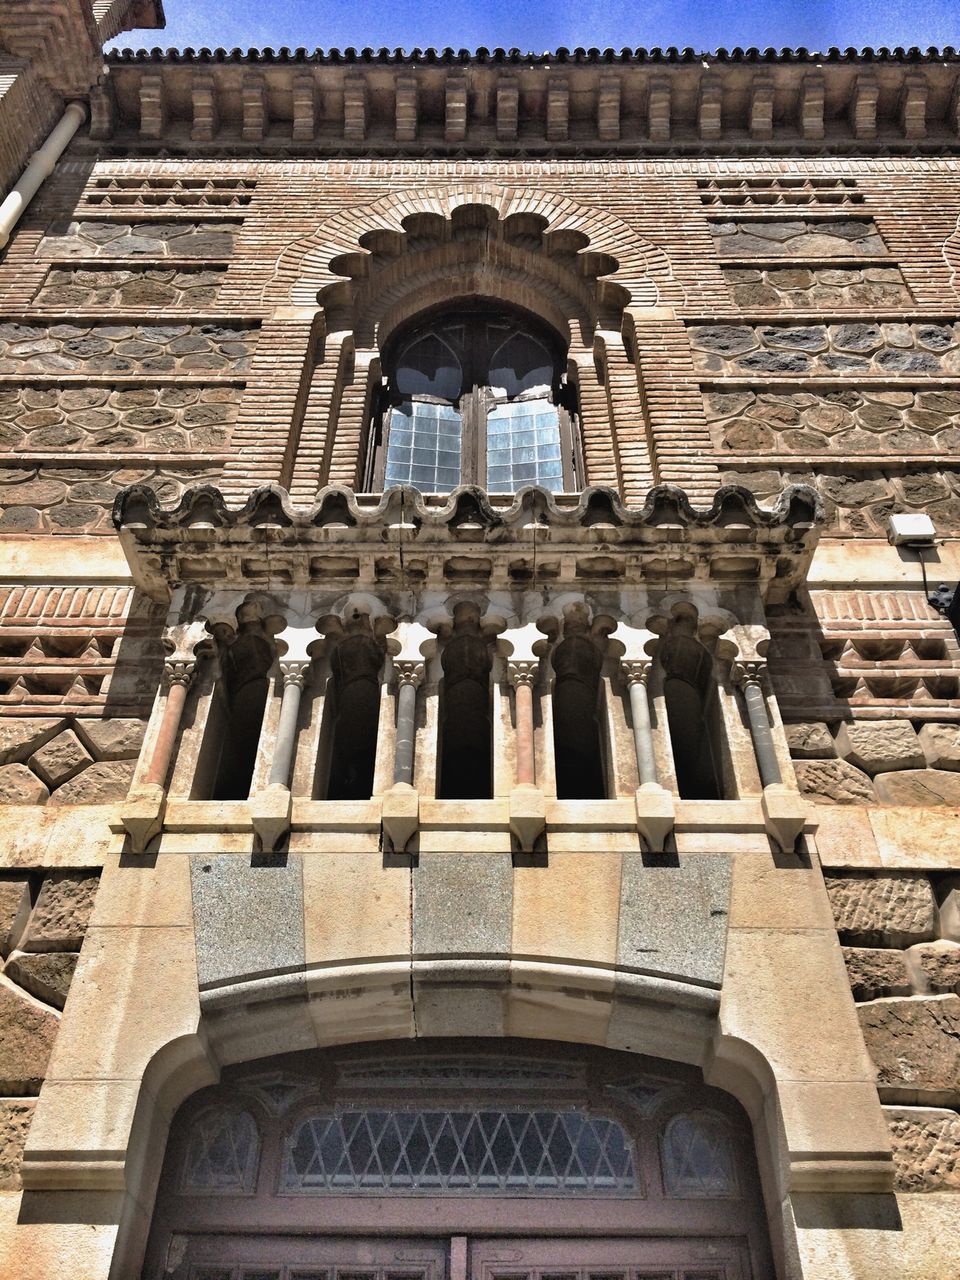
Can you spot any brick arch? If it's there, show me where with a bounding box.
[268,183,685,312]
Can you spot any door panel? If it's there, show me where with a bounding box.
[469,1237,753,1280]
[161,1235,448,1280]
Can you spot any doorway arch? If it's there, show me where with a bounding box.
[143,1039,773,1280]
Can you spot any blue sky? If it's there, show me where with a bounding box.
[115,0,959,54]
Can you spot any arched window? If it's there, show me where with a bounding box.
[437,628,492,799]
[204,625,273,801]
[552,634,607,799]
[367,306,580,494]
[316,633,383,801]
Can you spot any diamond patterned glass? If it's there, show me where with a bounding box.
[181,1108,260,1193]
[486,400,563,493]
[661,1114,738,1198]
[384,401,462,491]
[281,1108,637,1195]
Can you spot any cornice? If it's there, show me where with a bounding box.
[112,481,824,601]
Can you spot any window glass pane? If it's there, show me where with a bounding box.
[181,1108,260,1193]
[384,402,462,492]
[661,1113,738,1198]
[485,400,564,493]
[281,1108,637,1195]
[395,333,463,399]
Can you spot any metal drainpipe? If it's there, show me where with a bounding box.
[0,100,87,251]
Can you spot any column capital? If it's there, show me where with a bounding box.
[508,659,539,689]
[733,659,768,688]
[394,659,425,689]
[621,658,653,687]
[279,658,312,688]
[161,617,213,689]
[163,657,198,689]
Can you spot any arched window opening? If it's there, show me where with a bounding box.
[368,305,580,495]
[552,634,607,800]
[181,1107,260,1195]
[208,626,274,801]
[438,630,492,799]
[318,633,383,801]
[660,635,723,801]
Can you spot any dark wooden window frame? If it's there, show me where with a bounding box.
[364,306,581,494]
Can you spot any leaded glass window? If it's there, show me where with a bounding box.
[181,1108,260,1193]
[281,1108,637,1195]
[660,1113,738,1198]
[368,308,580,495]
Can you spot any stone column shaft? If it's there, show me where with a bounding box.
[143,661,196,787]
[624,661,658,786]
[509,661,538,787]
[393,663,423,786]
[269,662,310,788]
[737,662,782,787]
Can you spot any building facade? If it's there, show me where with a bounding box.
[0,5,959,1277]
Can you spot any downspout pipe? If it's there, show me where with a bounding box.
[0,100,87,251]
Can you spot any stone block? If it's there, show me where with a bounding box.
[0,879,31,955]
[0,720,63,766]
[918,722,960,771]
[617,853,730,988]
[858,995,960,1104]
[27,730,92,789]
[906,940,960,994]
[834,720,925,775]
[873,768,960,806]
[884,1105,960,1191]
[939,874,960,943]
[0,765,49,805]
[512,851,622,966]
[21,871,99,952]
[869,808,960,870]
[0,1099,34,1193]
[3,952,77,1009]
[794,758,875,804]
[813,805,880,868]
[842,947,911,1001]
[46,760,135,805]
[73,718,146,762]
[785,721,836,758]
[824,873,937,946]
[0,983,58,1094]
[413,853,512,958]
[303,852,410,966]
[191,853,304,989]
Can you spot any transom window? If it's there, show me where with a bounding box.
[367,307,580,495]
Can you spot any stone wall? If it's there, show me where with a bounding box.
[722,265,913,309]
[0,869,99,1190]
[0,384,240,454]
[36,220,238,260]
[826,871,960,1193]
[0,322,256,376]
[0,718,143,804]
[690,322,960,376]
[705,388,959,457]
[789,721,960,806]
[709,216,888,257]
[33,265,226,310]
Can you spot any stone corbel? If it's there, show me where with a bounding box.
[121,615,212,853]
[611,621,675,852]
[497,620,549,853]
[381,620,433,852]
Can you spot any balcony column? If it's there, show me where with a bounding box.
[734,659,781,788]
[497,620,547,853]
[121,616,212,853]
[392,660,425,787]
[382,620,433,852]
[269,659,312,788]
[621,659,657,787]
[508,660,538,787]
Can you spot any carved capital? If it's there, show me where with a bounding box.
[280,659,311,689]
[163,658,198,689]
[394,660,425,690]
[508,660,539,689]
[621,659,653,687]
[733,659,768,689]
